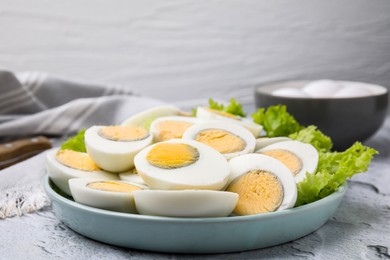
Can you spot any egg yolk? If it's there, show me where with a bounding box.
[206,108,240,119]
[195,129,246,154]
[56,150,99,171]
[98,125,149,141]
[156,120,194,141]
[146,143,199,169]
[227,170,283,215]
[87,181,142,193]
[260,149,302,176]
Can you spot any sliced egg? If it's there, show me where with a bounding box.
[46,149,118,195]
[69,178,147,213]
[84,125,153,172]
[227,154,297,215]
[133,190,238,218]
[119,167,147,186]
[134,139,230,190]
[255,137,292,151]
[257,140,318,183]
[196,106,263,137]
[182,120,256,160]
[121,105,182,130]
[150,116,200,142]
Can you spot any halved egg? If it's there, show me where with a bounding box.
[134,139,230,190]
[149,116,200,142]
[257,140,319,183]
[196,106,263,137]
[121,105,182,130]
[69,178,148,213]
[46,149,118,195]
[119,167,147,186]
[182,120,256,160]
[84,125,153,172]
[133,190,238,218]
[255,137,291,151]
[227,154,297,215]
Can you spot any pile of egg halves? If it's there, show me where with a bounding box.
[46,105,319,218]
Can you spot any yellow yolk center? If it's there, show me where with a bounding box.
[99,125,149,141]
[87,181,142,193]
[260,149,302,176]
[156,120,194,141]
[195,129,246,154]
[146,143,199,169]
[227,170,284,215]
[206,108,240,119]
[56,150,99,171]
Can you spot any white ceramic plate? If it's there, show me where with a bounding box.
[44,175,346,254]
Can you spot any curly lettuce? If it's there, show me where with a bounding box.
[296,142,378,206]
[208,98,247,117]
[251,104,378,207]
[60,129,86,152]
[289,125,333,153]
[252,105,302,137]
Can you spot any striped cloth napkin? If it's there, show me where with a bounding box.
[0,70,165,218]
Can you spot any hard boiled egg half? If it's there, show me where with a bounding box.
[257,140,319,183]
[134,139,230,190]
[149,116,200,142]
[84,125,153,172]
[46,149,118,195]
[227,154,297,215]
[69,178,148,213]
[182,120,256,160]
[196,106,263,137]
[133,190,238,218]
[121,105,182,130]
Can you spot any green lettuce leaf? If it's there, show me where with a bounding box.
[252,105,302,137]
[295,142,378,206]
[289,125,333,153]
[225,98,247,117]
[208,99,225,111]
[60,129,86,152]
[208,98,247,117]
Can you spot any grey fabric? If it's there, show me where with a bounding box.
[0,70,165,139]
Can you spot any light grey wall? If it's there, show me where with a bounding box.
[1,0,389,106]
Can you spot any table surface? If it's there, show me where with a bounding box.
[1,109,389,260]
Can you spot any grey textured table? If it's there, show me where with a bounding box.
[1,114,389,260]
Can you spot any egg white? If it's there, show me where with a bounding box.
[134,139,230,190]
[119,169,147,186]
[133,190,238,218]
[46,149,118,195]
[182,120,256,160]
[69,178,148,213]
[228,153,297,211]
[196,106,263,137]
[121,105,181,129]
[84,125,153,172]
[255,137,292,151]
[258,140,319,183]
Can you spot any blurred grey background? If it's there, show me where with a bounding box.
[1,0,389,107]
